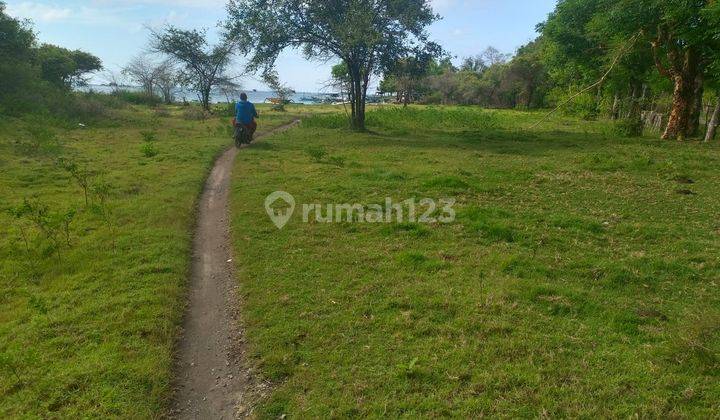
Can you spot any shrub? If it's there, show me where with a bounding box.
[183,106,209,121]
[613,118,644,138]
[141,143,158,158]
[140,130,157,142]
[21,119,60,154]
[223,102,236,117]
[66,96,108,120]
[115,90,163,106]
[549,89,599,121]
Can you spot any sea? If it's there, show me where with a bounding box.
[79,84,338,105]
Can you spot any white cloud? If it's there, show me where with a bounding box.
[7,2,72,22]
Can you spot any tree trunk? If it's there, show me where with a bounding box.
[348,65,364,130]
[628,83,642,120]
[662,74,695,141]
[688,74,704,137]
[705,98,720,143]
[611,93,620,120]
[200,86,211,111]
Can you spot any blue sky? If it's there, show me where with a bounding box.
[6,0,558,91]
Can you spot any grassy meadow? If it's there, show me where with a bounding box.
[0,102,302,417]
[230,106,720,417]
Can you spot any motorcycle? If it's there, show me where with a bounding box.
[232,119,252,147]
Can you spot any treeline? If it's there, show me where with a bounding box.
[0,2,102,117]
[382,0,720,141]
[380,43,549,110]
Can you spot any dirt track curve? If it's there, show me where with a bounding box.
[171,120,300,419]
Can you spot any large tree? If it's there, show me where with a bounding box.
[635,0,718,140]
[123,54,163,98]
[152,27,238,111]
[225,0,440,130]
[36,44,102,88]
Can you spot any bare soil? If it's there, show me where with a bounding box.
[170,121,300,419]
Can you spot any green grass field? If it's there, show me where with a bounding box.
[0,104,302,417]
[2,103,719,417]
[230,106,720,417]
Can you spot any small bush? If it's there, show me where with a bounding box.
[550,90,599,121]
[75,92,126,110]
[67,96,108,120]
[327,156,346,167]
[140,130,157,142]
[141,143,158,158]
[223,102,236,117]
[613,118,644,138]
[115,91,162,106]
[22,120,60,154]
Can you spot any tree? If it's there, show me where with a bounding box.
[152,26,238,111]
[226,0,440,130]
[645,2,715,140]
[331,63,353,102]
[503,40,549,108]
[36,44,102,88]
[387,51,435,106]
[481,46,510,67]
[216,77,243,103]
[155,59,178,104]
[123,54,162,97]
[100,69,125,94]
[263,70,293,111]
[460,56,487,74]
[0,1,38,109]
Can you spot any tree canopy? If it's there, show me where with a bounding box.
[152,26,238,111]
[0,2,102,114]
[225,0,441,129]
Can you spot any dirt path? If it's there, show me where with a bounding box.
[171,120,300,419]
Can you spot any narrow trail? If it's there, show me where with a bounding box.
[171,120,300,419]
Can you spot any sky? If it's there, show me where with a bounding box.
[5,0,558,92]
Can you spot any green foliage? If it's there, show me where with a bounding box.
[152,26,235,111]
[57,157,94,206]
[551,90,599,120]
[0,4,102,118]
[613,118,644,138]
[386,41,549,109]
[226,0,441,129]
[36,44,102,88]
[141,142,159,158]
[8,199,76,264]
[141,130,158,142]
[115,90,163,106]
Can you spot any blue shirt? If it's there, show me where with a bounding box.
[235,100,258,125]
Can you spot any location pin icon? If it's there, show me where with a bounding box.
[265,191,296,229]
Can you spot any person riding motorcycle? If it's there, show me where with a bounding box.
[234,92,258,142]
